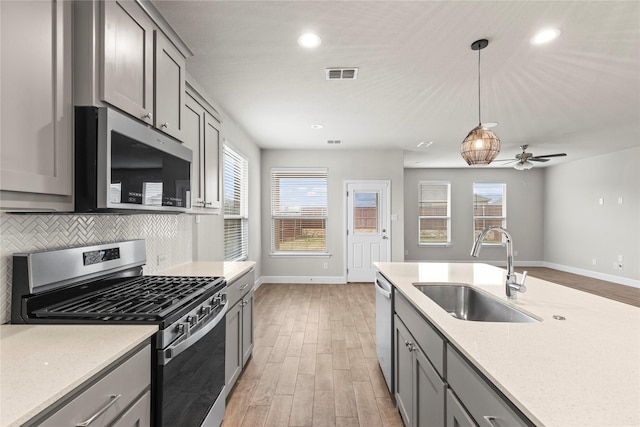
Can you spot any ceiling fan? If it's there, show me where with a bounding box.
[496,145,567,170]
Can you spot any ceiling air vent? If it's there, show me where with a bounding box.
[327,140,342,145]
[325,68,359,80]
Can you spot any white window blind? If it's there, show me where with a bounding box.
[271,168,328,253]
[473,182,506,244]
[418,181,451,245]
[223,145,248,261]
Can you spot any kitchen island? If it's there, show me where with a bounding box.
[375,262,640,427]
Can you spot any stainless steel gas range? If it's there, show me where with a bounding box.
[11,240,227,427]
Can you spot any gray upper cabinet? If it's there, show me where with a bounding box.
[183,85,222,212]
[0,0,73,211]
[155,31,186,141]
[102,0,155,125]
[75,0,188,139]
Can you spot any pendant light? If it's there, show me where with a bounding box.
[460,39,501,166]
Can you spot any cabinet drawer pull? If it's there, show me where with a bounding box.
[483,416,499,427]
[75,394,122,426]
[239,283,249,290]
[161,122,169,128]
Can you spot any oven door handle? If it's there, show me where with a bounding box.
[160,303,227,366]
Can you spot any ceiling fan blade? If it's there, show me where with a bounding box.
[529,158,550,162]
[532,153,567,159]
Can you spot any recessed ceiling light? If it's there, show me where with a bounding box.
[298,33,321,48]
[311,124,324,129]
[417,141,434,148]
[531,28,561,45]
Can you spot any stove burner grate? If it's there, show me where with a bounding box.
[32,276,222,321]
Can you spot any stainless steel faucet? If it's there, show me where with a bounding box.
[471,226,527,299]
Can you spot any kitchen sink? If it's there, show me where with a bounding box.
[414,283,540,323]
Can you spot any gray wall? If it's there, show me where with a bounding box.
[404,168,545,265]
[543,147,639,283]
[260,149,405,280]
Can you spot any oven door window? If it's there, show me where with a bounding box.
[158,317,225,427]
[110,131,190,208]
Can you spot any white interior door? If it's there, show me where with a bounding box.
[346,181,390,282]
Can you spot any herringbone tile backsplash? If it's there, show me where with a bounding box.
[0,213,193,324]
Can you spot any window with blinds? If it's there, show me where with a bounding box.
[418,181,451,245]
[473,182,507,244]
[271,168,328,253]
[223,145,248,261]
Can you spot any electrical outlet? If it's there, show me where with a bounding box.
[323,262,328,270]
[592,258,597,266]
[156,255,166,266]
[513,250,518,257]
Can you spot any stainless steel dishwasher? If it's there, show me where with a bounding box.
[375,271,393,393]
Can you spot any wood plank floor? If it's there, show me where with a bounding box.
[222,283,403,427]
[515,267,640,308]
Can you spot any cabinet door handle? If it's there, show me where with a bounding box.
[141,112,152,120]
[75,394,122,426]
[204,201,213,206]
[161,122,169,128]
[483,416,500,427]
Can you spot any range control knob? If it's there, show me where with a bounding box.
[200,305,212,316]
[186,316,197,327]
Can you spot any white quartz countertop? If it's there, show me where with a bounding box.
[156,261,255,283]
[0,324,157,427]
[375,262,640,427]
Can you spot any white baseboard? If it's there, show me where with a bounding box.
[257,275,347,285]
[543,262,640,289]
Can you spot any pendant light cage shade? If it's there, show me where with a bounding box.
[461,39,501,166]
[460,125,501,165]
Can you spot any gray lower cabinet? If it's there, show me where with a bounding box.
[446,389,476,427]
[391,289,533,427]
[447,347,531,427]
[225,269,255,393]
[36,344,151,426]
[394,315,446,427]
[0,0,73,211]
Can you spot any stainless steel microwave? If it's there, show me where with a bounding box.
[75,106,192,213]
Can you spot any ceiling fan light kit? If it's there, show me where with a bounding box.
[513,160,534,170]
[461,39,501,166]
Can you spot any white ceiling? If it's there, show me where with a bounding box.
[153,0,640,168]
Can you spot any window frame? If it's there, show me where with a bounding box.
[270,168,329,256]
[418,181,451,246]
[223,144,249,262]
[472,182,507,246]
